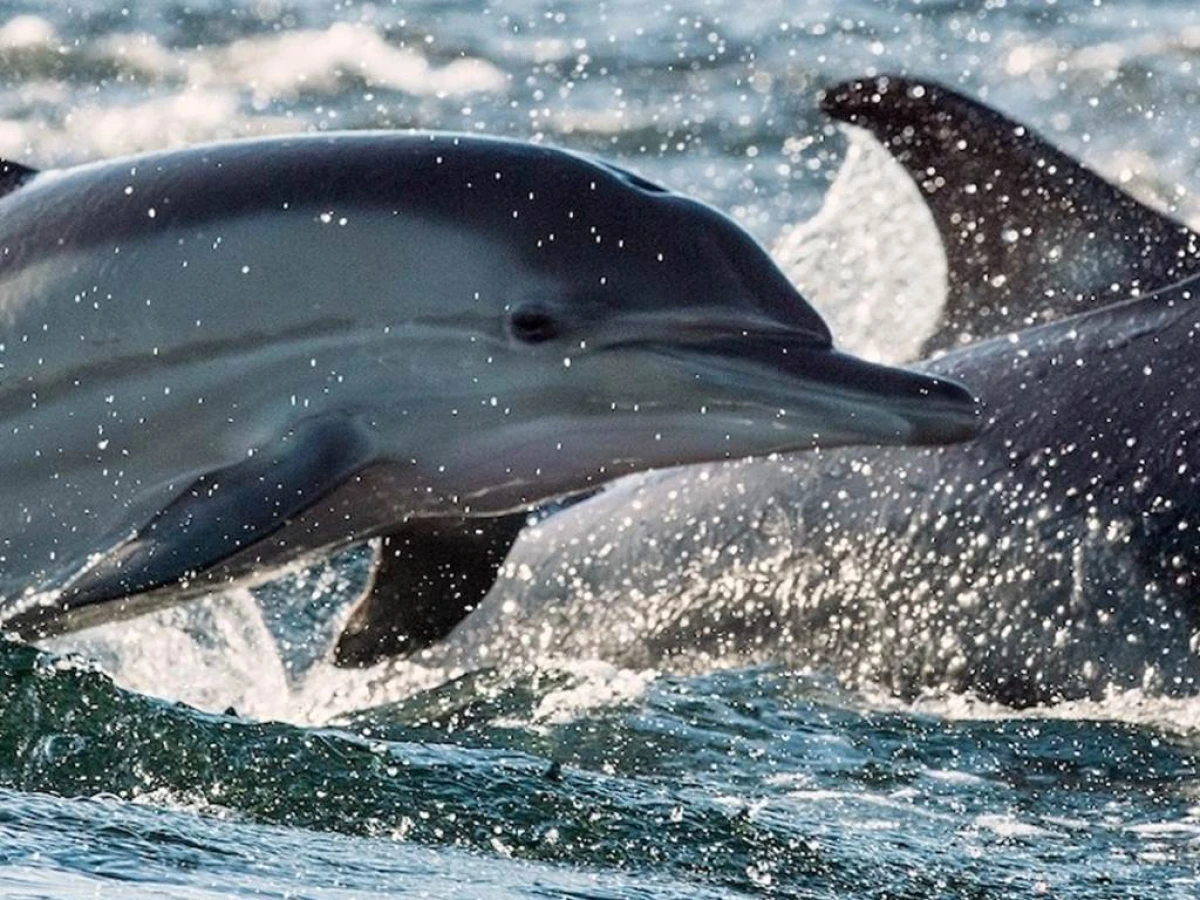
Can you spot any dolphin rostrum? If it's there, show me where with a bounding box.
[369,80,1200,706]
[0,131,978,640]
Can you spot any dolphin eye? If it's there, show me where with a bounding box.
[509,306,560,344]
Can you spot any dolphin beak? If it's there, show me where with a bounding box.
[623,329,980,448]
[753,341,981,445]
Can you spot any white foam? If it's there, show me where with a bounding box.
[527,659,656,725]
[289,656,466,726]
[900,685,1200,736]
[771,125,947,363]
[1007,26,1200,81]
[31,91,279,161]
[93,21,507,102]
[0,14,55,49]
[205,23,506,103]
[127,787,240,821]
[47,590,293,719]
[0,17,506,164]
[95,29,185,81]
[924,768,990,788]
[973,814,1050,838]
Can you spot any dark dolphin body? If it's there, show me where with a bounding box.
[354,78,1200,706]
[822,76,1200,354]
[0,131,975,640]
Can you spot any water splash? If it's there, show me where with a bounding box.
[772,125,946,364]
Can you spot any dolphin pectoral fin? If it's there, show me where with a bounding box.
[332,512,531,667]
[821,75,1200,354]
[7,414,377,639]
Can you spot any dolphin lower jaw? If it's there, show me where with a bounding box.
[406,351,979,516]
[616,340,981,447]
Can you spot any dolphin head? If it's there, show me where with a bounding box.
[372,142,980,512]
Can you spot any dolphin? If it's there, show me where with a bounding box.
[0,131,978,640]
[357,78,1200,706]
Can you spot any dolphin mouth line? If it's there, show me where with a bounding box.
[621,337,981,445]
[604,318,830,353]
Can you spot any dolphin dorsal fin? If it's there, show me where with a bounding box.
[0,160,37,198]
[821,76,1200,354]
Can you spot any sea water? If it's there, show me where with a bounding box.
[3,0,1200,896]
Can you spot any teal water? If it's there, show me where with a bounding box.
[3,0,1200,896]
[5,639,1200,898]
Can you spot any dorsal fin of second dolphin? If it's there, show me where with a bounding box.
[821,75,1200,353]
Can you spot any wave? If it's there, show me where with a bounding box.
[0,15,505,162]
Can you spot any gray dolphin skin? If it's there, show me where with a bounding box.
[402,79,1200,706]
[0,131,979,639]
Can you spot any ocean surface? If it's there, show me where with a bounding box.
[2,0,1200,896]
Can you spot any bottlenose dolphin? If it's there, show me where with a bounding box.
[0,131,977,640]
[360,78,1200,705]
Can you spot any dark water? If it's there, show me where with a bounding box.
[5,638,1200,898]
[3,0,1200,896]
